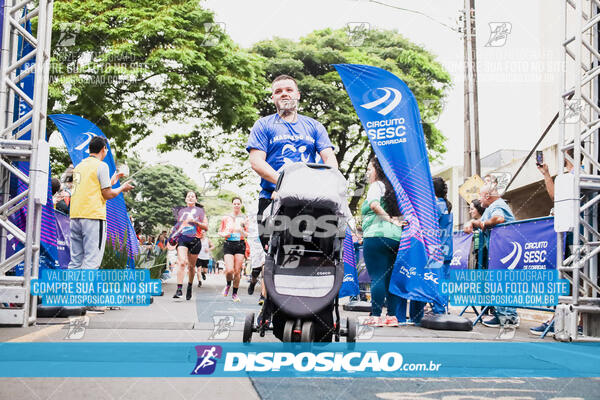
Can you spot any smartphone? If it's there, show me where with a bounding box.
[536,150,543,166]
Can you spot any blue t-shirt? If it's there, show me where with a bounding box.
[246,114,334,199]
[481,198,515,224]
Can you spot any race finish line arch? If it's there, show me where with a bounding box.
[0,0,54,327]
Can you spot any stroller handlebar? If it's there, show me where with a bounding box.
[275,162,333,191]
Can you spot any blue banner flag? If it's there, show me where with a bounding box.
[49,114,139,261]
[334,64,443,307]
[488,217,560,271]
[450,232,473,270]
[339,227,359,297]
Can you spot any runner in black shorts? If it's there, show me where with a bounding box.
[195,235,214,287]
[170,191,208,300]
[219,197,248,302]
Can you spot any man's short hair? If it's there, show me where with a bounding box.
[272,74,298,89]
[89,136,108,154]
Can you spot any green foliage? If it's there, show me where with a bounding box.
[50,0,266,157]
[49,146,72,178]
[251,28,452,211]
[160,27,451,212]
[123,159,200,234]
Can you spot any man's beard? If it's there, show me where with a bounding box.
[276,98,298,114]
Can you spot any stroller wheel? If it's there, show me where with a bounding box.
[283,319,295,342]
[243,313,255,343]
[301,321,314,342]
[347,317,357,343]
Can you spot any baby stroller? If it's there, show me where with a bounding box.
[243,163,357,343]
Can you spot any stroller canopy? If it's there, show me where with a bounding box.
[275,163,348,212]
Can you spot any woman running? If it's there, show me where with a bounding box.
[219,197,249,302]
[170,191,208,300]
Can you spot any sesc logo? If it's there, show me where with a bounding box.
[191,345,222,375]
[360,87,402,116]
[500,241,522,270]
[74,132,98,154]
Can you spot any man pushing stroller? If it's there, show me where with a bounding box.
[246,74,340,341]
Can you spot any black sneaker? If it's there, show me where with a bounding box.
[248,280,257,295]
[198,280,202,288]
[202,272,206,280]
[173,288,182,299]
[186,284,193,300]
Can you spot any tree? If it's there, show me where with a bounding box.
[251,28,452,211]
[49,147,71,178]
[124,162,200,234]
[49,0,266,157]
[124,158,242,238]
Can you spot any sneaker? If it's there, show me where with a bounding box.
[173,288,183,299]
[406,319,416,326]
[248,280,257,295]
[482,316,501,328]
[384,316,399,327]
[362,316,379,326]
[374,316,386,327]
[222,285,230,297]
[530,322,554,336]
[483,315,520,328]
[202,272,207,280]
[197,280,202,288]
[186,284,193,300]
[232,293,241,302]
[258,295,265,306]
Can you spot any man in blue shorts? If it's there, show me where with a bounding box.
[246,74,338,340]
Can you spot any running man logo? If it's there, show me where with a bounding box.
[360,87,402,116]
[500,241,523,270]
[449,250,462,267]
[191,345,223,375]
[485,22,512,47]
[209,316,234,340]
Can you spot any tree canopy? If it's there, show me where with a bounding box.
[160,27,452,210]
[49,0,266,157]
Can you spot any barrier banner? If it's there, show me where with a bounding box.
[49,114,139,262]
[335,64,444,308]
[488,217,558,270]
[55,211,71,268]
[449,232,473,270]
